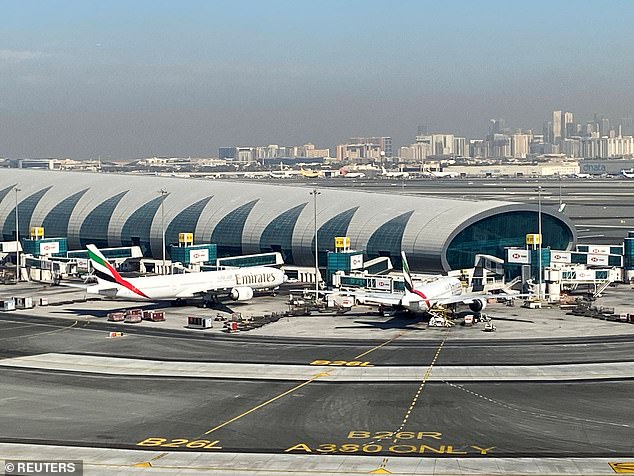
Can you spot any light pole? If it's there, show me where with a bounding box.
[159,188,168,274]
[14,187,21,283]
[309,188,321,296]
[537,185,543,301]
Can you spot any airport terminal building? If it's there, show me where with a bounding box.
[0,170,576,272]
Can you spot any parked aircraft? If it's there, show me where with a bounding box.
[429,170,460,178]
[352,252,495,315]
[380,166,410,179]
[339,168,366,179]
[84,245,286,302]
[300,168,321,178]
[269,170,298,179]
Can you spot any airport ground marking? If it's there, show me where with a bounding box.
[354,332,405,360]
[369,457,391,474]
[93,461,388,474]
[372,337,448,471]
[0,320,78,341]
[137,437,222,450]
[204,370,331,435]
[310,359,372,367]
[391,337,447,441]
[610,462,634,473]
[443,380,632,429]
[284,441,489,455]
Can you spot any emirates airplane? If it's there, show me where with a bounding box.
[353,252,493,315]
[84,244,286,302]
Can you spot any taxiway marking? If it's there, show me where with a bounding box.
[353,332,405,360]
[0,320,78,341]
[204,370,331,435]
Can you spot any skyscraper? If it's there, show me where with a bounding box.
[562,112,574,139]
[511,134,530,158]
[552,111,562,143]
[621,117,634,136]
[348,137,392,158]
[601,118,610,137]
[489,118,506,135]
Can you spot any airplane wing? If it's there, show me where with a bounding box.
[437,292,532,306]
[354,291,403,307]
[437,293,488,306]
[56,282,90,289]
[174,284,228,298]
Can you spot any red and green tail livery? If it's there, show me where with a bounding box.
[86,244,149,299]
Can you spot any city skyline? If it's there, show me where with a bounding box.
[2,0,634,159]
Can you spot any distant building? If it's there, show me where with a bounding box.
[218,147,236,160]
[552,110,562,143]
[489,134,511,158]
[562,112,574,139]
[336,143,382,163]
[399,141,432,162]
[453,137,467,157]
[235,147,257,164]
[220,143,330,163]
[511,134,530,159]
[621,117,634,136]
[348,137,392,158]
[489,118,506,135]
[431,134,454,156]
[445,161,579,177]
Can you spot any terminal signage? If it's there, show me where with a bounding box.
[374,278,392,290]
[350,254,363,270]
[39,241,59,256]
[76,258,89,271]
[587,254,609,266]
[577,269,594,280]
[525,234,541,245]
[551,252,571,264]
[589,246,611,255]
[189,248,209,263]
[507,249,530,264]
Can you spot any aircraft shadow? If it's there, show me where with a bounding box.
[336,313,427,330]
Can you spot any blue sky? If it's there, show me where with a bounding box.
[1,0,633,158]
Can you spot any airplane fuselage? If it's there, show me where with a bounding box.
[87,266,285,301]
[400,277,463,312]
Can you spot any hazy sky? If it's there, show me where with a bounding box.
[1,0,633,159]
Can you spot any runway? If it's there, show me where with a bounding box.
[0,314,632,464]
[1,313,633,366]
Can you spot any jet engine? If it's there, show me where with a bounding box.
[230,287,254,301]
[469,298,487,313]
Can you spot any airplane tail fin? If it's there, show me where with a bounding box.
[401,251,414,293]
[86,244,122,284]
[86,244,149,298]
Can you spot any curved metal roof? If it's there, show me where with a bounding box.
[0,169,576,271]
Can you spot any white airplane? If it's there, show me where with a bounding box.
[84,244,286,302]
[380,166,410,178]
[352,252,492,315]
[269,170,298,179]
[430,170,459,178]
[339,168,366,179]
